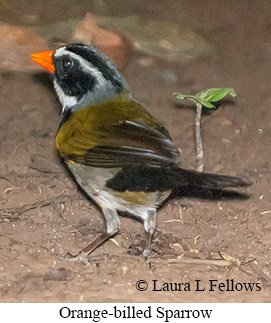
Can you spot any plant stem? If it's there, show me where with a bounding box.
[195,103,204,172]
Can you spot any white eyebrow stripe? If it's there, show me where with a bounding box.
[54,47,106,86]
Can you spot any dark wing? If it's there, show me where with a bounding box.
[57,98,181,169]
[69,120,180,168]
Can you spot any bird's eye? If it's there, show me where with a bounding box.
[62,57,74,70]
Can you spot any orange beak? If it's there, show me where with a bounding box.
[31,50,55,73]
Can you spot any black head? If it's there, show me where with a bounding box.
[52,43,128,107]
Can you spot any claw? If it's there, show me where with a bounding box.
[60,251,96,266]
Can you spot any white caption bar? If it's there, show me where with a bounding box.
[0,303,269,322]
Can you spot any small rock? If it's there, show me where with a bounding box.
[221,119,233,126]
[221,137,232,144]
[44,267,70,281]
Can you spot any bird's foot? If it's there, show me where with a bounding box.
[143,248,152,269]
[142,248,151,258]
[62,251,97,266]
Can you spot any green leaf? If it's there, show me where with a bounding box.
[189,97,215,108]
[196,88,237,103]
[174,87,236,109]
[174,92,215,108]
[173,93,193,100]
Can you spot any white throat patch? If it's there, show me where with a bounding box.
[53,80,77,108]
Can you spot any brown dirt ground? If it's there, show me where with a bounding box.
[0,1,271,302]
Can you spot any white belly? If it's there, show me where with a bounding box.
[67,162,169,221]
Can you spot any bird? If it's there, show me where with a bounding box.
[31,43,251,261]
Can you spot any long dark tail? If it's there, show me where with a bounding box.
[173,168,252,191]
[106,165,251,196]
